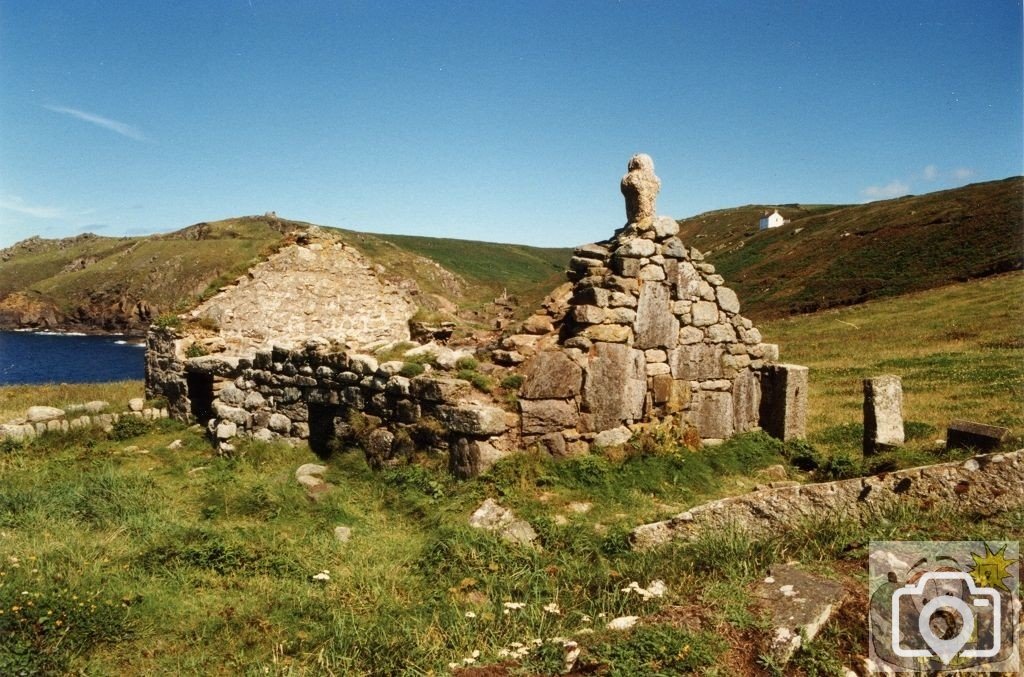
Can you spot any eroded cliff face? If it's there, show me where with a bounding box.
[185,229,417,355]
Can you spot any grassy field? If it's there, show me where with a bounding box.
[1,275,1022,674]
[761,271,1024,475]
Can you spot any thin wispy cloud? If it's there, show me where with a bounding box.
[922,164,939,181]
[952,167,975,180]
[43,105,149,141]
[861,180,910,200]
[0,195,66,219]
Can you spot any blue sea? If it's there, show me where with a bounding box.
[0,331,146,385]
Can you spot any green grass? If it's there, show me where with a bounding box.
[0,380,142,422]
[761,272,1024,473]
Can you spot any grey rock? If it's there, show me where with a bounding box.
[581,342,646,431]
[438,405,508,436]
[409,376,471,403]
[593,426,633,447]
[574,243,610,260]
[215,421,237,440]
[365,428,396,467]
[295,463,327,481]
[616,237,657,258]
[492,349,526,365]
[716,286,741,314]
[333,526,352,543]
[620,153,661,224]
[754,564,844,664]
[947,419,1010,451]
[218,385,246,406]
[863,375,905,454]
[760,364,809,441]
[691,301,719,326]
[468,498,539,548]
[572,304,606,325]
[633,282,679,350]
[653,216,680,238]
[26,405,65,423]
[520,351,583,400]
[690,391,734,439]
[269,413,292,434]
[83,400,109,414]
[129,397,145,412]
[520,398,579,435]
[670,344,725,380]
[662,237,688,258]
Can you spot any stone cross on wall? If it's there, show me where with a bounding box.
[620,153,661,224]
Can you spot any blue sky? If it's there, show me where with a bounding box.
[1,1,1021,248]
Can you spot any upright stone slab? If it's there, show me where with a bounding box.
[759,364,808,441]
[580,342,646,432]
[633,282,679,349]
[863,375,905,454]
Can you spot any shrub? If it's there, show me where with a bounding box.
[500,374,524,390]
[153,313,180,328]
[185,342,208,358]
[399,362,425,378]
[457,369,492,393]
[454,356,479,371]
[817,451,862,480]
[109,416,153,441]
[785,439,821,470]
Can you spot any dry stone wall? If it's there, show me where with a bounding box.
[146,331,517,476]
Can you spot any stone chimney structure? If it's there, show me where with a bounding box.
[516,153,798,449]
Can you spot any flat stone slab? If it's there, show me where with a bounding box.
[947,419,1009,451]
[26,406,65,423]
[754,563,844,664]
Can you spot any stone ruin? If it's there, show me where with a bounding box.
[145,155,808,475]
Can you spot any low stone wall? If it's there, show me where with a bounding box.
[0,399,170,442]
[631,450,1024,550]
[147,332,518,477]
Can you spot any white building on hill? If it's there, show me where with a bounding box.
[758,209,785,230]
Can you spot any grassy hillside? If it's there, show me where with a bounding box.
[678,177,1023,319]
[338,229,572,317]
[0,217,572,334]
[0,216,295,333]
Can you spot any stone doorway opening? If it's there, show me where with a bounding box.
[186,372,215,425]
[308,402,344,458]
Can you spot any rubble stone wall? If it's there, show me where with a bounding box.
[146,330,517,476]
[631,450,1024,549]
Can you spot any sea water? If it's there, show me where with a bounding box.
[0,330,145,385]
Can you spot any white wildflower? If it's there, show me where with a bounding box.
[464,611,477,618]
[542,602,561,615]
[312,570,331,582]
